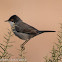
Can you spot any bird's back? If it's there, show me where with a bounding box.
[15,21,39,35]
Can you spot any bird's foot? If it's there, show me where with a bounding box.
[21,44,25,51]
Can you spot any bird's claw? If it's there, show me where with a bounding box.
[21,45,25,51]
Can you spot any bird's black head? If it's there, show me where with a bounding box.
[7,15,22,23]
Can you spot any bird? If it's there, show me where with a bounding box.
[5,15,56,50]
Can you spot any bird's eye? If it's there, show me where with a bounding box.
[11,19,14,22]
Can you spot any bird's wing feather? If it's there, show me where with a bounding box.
[15,22,38,34]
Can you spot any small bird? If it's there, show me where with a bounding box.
[5,15,55,50]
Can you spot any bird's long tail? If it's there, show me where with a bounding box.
[39,30,56,34]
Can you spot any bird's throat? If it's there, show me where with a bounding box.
[8,21,14,27]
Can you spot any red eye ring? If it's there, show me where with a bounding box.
[11,19,14,21]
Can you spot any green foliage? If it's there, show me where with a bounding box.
[0,29,13,61]
[44,24,62,62]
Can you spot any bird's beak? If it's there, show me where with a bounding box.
[5,20,8,22]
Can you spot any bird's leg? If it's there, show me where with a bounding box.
[21,39,30,51]
[22,39,30,46]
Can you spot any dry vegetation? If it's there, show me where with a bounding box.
[44,24,62,62]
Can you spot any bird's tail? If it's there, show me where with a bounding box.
[39,30,56,34]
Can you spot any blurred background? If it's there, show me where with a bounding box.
[0,0,62,62]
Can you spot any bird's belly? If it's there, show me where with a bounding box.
[13,31,30,40]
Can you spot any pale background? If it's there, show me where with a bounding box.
[0,0,62,62]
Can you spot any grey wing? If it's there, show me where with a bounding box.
[15,22,39,35]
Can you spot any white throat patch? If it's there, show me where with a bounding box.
[8,21,14,27]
